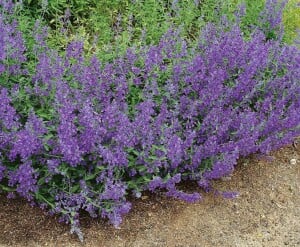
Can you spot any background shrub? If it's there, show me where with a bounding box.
[17,0,300,60]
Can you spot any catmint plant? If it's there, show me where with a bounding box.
[0,0,299,241]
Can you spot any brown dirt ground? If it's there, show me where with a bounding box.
[0,143,299,247]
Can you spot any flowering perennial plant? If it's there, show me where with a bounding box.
[0,0,299,240]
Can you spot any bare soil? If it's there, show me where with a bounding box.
[0,144,299,247]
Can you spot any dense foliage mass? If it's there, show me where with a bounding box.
[17,0,300,59]
[0,0,299,241]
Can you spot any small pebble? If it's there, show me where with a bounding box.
[290,159,297,165]
[221,175,232,181]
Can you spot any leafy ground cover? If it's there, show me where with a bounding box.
[0,0,299,241]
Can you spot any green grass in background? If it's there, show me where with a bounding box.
[283,0,300,44]
[16,0,300,61]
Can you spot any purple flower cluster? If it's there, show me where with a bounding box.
[259,0,287,40]
[8,160,38,200]
[0,3,26,77]
[0,0,299,240]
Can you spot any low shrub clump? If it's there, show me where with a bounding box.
[0,0,299,240]
[16,0,300,59]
